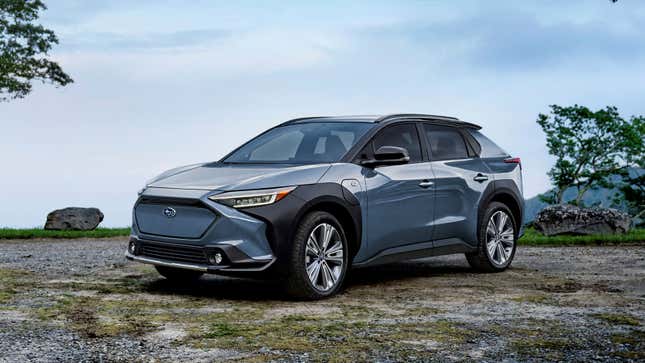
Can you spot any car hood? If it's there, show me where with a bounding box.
[147,163,332,191]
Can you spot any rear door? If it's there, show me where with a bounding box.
[422,124,492,248]
[361,123,435,256]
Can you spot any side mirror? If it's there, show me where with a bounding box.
[361,146,410,167]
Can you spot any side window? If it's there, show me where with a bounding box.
[424,125,469,161]
[372,124,423,163]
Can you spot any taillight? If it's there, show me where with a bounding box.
[504,157,522,169]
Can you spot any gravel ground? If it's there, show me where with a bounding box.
[1,238,643,362]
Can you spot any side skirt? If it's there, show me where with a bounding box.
[352,238,477,268]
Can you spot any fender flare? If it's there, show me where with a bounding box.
[478,180,524,239]
[242,183,362,262]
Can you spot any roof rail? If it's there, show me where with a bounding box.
[279,116,332,126]
[375,113,459,123]
[279,113,481,129]
[279,115,381,126]
[375,113,481,129]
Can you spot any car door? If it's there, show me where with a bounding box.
[422,124,492,248]
[360,123,435,257]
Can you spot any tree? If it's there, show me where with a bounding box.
[614,172,645,223]
[613,117,645,222]
[537,105,644,206]
[0,0,72,101]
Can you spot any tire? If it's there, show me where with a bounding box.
[284,211,349,300]
[466,202,518,272]
[155,265,203,282]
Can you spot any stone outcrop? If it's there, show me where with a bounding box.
[533,204,631,236]
[44,207,104,230]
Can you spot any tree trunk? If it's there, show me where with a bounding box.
[575,183,592,207]
[556,187,566,204]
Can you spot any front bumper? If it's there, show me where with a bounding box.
[125,249,276,273]
[128,187,277,273]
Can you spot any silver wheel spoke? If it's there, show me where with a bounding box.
[320,262,333,289]
[500,229,514,246]
[305,223,344,292]
[325,241,343,256]
[497,213,508,233]
[321,224,333,250]
[487,241,497,257]
[306,237,320,255]
[486,211,515,266]
[326,263,339,285]
[496,242,506,263]
[487,220,497,236]
[325,253,344,265]
[307,260,321,284]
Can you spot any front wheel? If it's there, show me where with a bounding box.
[285,211,349,300]
[466,202,517,272]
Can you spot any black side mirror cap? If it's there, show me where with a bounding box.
[361,146,410,167]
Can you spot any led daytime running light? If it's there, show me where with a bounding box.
[209,187,295,208]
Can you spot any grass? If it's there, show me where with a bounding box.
[0,227,130,239]
[593,313,641,326]
[1,225,643,245]
[519,227,645,246]
[0,268,33,304]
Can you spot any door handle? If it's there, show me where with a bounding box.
[418,180,434,188]
[473,174,489,183]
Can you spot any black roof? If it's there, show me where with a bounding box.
[281,113,481,129]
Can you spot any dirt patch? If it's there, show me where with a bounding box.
[263,304,342,319]
[146,323,188,342]
[534,279,583,293]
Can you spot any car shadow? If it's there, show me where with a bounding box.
[347,258,474,287]
[137,256,476,301]
[140,275,287,301]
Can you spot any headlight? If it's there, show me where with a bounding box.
[208,186,296,209]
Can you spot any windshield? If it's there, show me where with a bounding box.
[223,122,374,164]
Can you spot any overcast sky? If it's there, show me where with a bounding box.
[2,0,644,227]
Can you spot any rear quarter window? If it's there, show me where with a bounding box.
[469,130,509,158]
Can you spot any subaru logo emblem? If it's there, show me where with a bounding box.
[163,207,176,218]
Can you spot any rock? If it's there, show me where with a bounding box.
[44,207,104,231]
[533,204,631,236]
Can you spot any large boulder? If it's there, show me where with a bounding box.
[533,204,631,236]
[45,207,104,231]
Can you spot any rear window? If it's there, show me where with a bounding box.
[424,124,469,160]
[469,130,508,158]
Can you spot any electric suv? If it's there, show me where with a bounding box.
[126,114,523,299]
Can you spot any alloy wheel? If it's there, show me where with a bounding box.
[485,210,515,266]
[305,223,344,292]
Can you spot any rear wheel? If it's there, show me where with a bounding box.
[285,211,349,300]
[155,265,203,281]
[466,202,517,272]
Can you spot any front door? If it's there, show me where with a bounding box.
[362,123,435,256]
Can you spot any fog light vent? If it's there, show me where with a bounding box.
[128,241,137,254]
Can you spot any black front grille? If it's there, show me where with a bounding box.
[139,241,207,264]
